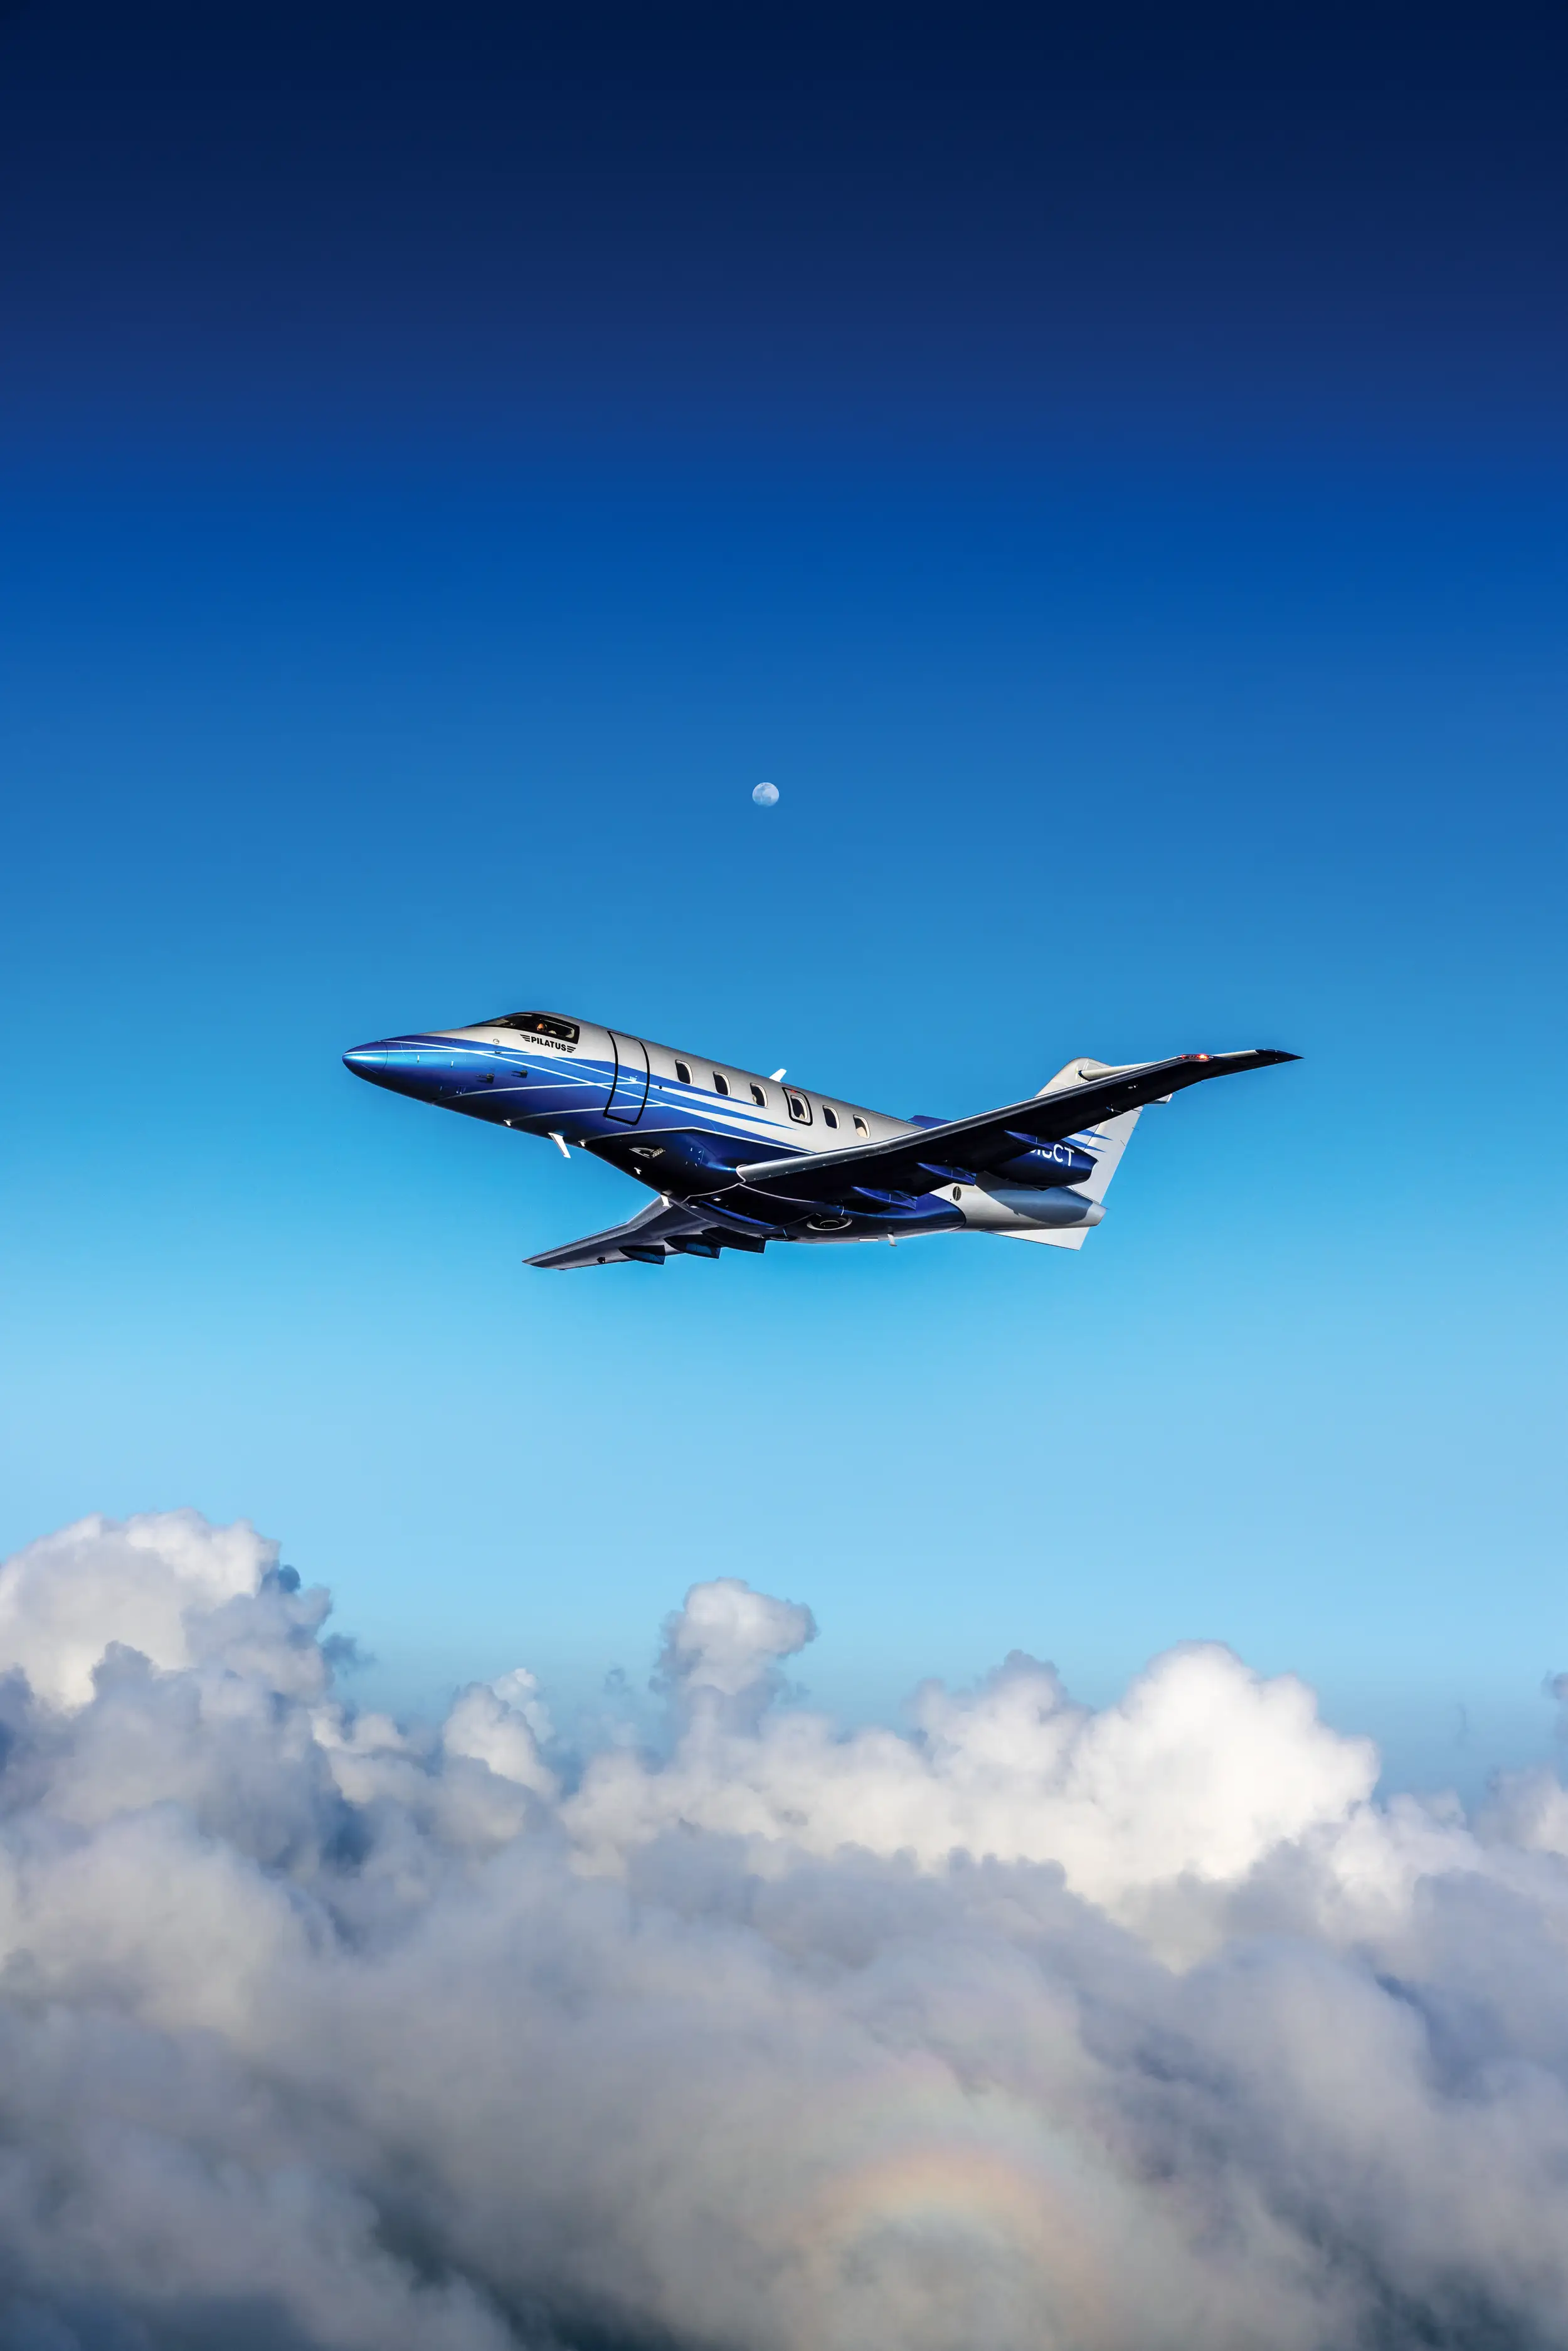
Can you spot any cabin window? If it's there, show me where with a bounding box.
[674,1061,691,1085]
[750,1083,766,1107]
[712,1071,730,1095]
[822,1105,839,1130]
[853,1115,869,1136]
[787,1091,811,1125]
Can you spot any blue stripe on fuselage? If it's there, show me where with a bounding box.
[377,1036,806,1161]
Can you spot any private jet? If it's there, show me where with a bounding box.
[343,1012,1294,1268]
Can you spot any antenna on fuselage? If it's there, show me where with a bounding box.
[769,1068,786,1081]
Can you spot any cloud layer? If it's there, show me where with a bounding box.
[0,1513,1564,2350]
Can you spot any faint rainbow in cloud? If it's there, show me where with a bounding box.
[781,2070,1129,2347]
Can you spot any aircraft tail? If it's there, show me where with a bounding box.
[1002,1058,1148,1250]
[1036,1058,1147,1204]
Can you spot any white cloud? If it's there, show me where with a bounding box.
[565,1636,1377,1943]
[0,1508,277,1707]
[655,1572,817,1721]
[444,1673,558,1798]
[0,1514,1562,2349]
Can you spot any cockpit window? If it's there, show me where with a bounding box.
[484,1012,580,1043]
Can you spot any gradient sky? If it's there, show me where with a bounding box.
[2,0,1564,1791]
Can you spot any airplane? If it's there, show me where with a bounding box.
[342,1012,1295,1269]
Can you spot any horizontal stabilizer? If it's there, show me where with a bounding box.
[527,1197,776,1270]
[527,1199,704,1270]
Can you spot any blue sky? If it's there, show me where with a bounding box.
[1,1,1564,1792]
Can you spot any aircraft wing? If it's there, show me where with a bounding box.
[734,1048,1296,1206]
[526,1197,770,1269]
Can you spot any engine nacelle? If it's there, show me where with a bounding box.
[989,1139,1098,1187]
[982,1184,1103,1227]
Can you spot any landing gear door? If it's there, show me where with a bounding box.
[605,1032,650,1124]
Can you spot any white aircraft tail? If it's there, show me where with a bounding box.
[1004,1058,1152,1251]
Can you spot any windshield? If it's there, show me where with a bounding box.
[482,1012,580,1043]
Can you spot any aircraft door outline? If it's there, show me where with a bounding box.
[605,1032,650,1123]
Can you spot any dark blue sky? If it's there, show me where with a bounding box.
[2,1,1564,1791]
[4,0,1567,455]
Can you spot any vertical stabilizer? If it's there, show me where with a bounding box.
[1002,1059,1150,1249]
[1067,1106,1142,1205]
[1035,1058,1148,1201]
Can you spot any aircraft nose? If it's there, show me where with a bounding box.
[342,1041,389,1079]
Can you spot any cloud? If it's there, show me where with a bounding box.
[566,1637,1378,1934]
[0,1513,1563,2349]
[0,1509,277,1708]
[655,1573,817,1721]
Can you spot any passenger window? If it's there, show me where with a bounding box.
[787,1091,811,1125]
[822,1105,838,1130]
[750,1083,766,1107]
[675,1061,691,1085]
[853,1116,869,1136]
[712,1071,730,1095]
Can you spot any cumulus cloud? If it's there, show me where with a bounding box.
[0,1508,276,1707]
[0,1513,1563,2349]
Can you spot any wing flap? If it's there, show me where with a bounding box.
[735,1048,1296,1204]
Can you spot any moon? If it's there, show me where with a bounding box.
[752,781,780,808]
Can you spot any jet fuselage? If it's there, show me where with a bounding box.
[344,1009,1104,1254]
